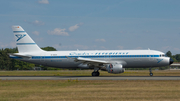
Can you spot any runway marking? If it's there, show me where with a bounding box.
[0,76,180,80]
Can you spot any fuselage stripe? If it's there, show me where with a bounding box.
[10,55,160,59]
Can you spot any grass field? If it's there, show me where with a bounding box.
[0,70,180,76]
[0,80,180,101]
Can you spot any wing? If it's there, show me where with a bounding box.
[66,56,110,68]
[76,57,109,64]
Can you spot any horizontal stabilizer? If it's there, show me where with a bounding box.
[8,53,32,59]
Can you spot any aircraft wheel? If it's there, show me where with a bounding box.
[149,67,153,76]
[92,71,100,76]
[92,72,95,76]
[149,73,153,76]
[96,72,100,76]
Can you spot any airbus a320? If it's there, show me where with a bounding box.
[9,26,174,76]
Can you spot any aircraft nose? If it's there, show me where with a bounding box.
[169,58,174,65]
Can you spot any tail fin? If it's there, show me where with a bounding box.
[12,25,43,53]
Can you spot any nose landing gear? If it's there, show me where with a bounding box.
[149,67,153,76]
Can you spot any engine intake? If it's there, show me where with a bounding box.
[106,64,124,74]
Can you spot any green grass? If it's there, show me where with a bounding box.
[0,70,180,76]
[0,80,180,101]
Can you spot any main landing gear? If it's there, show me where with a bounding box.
[92,70,100,76]
[149,67,153,76]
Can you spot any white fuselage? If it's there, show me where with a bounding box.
[10,50,170,69]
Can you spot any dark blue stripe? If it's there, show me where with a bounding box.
[13,31,26,33]
[30,55,160,59]
[10,55,160,59]
[17,43,36,45]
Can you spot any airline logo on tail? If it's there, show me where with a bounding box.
[15,34,26,41]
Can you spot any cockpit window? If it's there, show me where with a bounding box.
[160,54,165,57]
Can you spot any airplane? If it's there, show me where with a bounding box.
[9,25,174,76]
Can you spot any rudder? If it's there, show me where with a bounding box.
[12,26,43,53]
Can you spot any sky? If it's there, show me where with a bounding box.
[0,0,180,54]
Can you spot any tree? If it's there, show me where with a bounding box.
[41,46,57,51]
[175,54,180,62]
[0,48,35,70]
[166,51,172,57]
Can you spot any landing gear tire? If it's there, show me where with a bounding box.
[96,72,99,76]
[92,71,100,76]
[92,72,96,76]
[149,73,153,76]
[149,67,153,76]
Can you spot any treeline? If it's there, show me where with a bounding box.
[0,46,58,70]
[0,47,179,70]
[166,51,180,62]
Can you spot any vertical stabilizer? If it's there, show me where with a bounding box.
[12,26,43,53]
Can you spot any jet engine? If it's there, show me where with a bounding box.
[106,64,124,74]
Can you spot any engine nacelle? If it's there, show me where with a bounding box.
[106,64,125,74]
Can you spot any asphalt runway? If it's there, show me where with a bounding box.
[0,76,180,80]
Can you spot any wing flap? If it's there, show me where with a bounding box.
[76,57,109,64]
